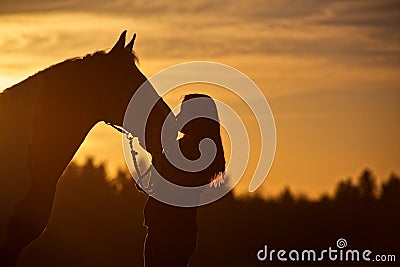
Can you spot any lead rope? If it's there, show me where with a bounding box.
[104,122,153,193]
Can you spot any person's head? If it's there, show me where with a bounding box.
[176,93,226,175]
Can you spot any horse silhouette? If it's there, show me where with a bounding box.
[0,31,173,266]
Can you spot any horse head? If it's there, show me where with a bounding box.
[100,31,175,154]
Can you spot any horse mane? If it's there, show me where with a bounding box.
[40,49,139,74]
[0,49,139,97]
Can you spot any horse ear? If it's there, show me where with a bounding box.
[125,33,136,52]
[109,30,127,55]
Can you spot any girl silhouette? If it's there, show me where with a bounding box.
[142,94,226,267]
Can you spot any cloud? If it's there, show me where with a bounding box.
[0,0,399,88]
[316,0,400,29]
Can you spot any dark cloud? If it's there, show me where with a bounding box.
[1,0,398,30]
[1,0,398,36]
[0,0,399,66]
[0,0,380,22]
[317,0,400,28]
[0,0,73,14]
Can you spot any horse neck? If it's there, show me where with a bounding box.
[28,64,100,183]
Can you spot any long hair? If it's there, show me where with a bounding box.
[177,94,226,181]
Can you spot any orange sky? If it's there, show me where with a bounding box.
[0,0,399,198]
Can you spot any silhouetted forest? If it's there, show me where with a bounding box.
[18,158,399,267]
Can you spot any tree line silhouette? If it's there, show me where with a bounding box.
[17,158,399,267]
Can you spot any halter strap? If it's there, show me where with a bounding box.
[104,121,153,193]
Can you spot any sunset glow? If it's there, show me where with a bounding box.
[1,0,399,198]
